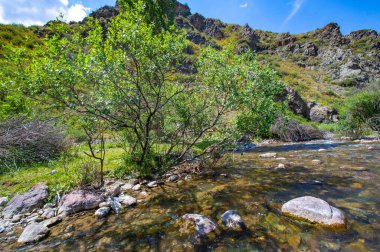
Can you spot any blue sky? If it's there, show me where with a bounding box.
[178,0,380,34]
[0,0,379,34]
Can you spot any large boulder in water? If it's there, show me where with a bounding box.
[57,190,103,216]
[281,196,345,227]
[182,214,217,236]
[3,183,48,219]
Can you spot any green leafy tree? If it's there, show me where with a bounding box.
[197,46,285,139]
[118,0,176,31]
[13,4,285,177]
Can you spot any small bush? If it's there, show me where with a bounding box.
[0,117,67,172]
[270,117,325,142]
[339,85,380,137]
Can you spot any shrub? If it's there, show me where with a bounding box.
[270,117,325,142]
[339,82,380,137]
[0,117,67,172]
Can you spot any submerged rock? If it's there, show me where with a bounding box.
[17,223,50,243]
[95,207,111,218]
[3,183,48,219]
[182,214,217,236]
[57,190,103,216]
[221,210,246,230]
[281,196,345,226]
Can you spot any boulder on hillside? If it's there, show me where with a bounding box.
[276,33,296,47]
[57,190,103,216]
[284,86,309,118]
[281,196,345,227]
[307,102,338,123]
[347,29,378,41]
[303,42,319,56]
[3,183,48,219]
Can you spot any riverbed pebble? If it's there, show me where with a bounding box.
[147,181,158,188]
[0,197,8,207]
[312,159,323,165]
[259,152,277,158]
[140,191,148,198]
[105,184,122,197]
[99,202,111,208]
[41,208,56,219]
[121,183,133,191]
[167,175,179,182]
[95,207,111,218]
[132,184,141,191]
[11,214,22,223]
[277,163,286,169]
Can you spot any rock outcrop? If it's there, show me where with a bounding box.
[281,196,345,226]
[284,87,309,118]
[3,183,48,219]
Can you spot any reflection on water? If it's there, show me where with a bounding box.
[4,140,380,251]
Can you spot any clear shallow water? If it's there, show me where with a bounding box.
[4,140,380,251]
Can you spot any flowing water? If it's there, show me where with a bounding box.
[4,140,380,251]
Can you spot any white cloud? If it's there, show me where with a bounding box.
[0,0,91,26]
[60,0,69,6]
[281,0,304,29]
[0,5,7,23]
[240,2,248,8]
[66,4,91,22]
